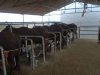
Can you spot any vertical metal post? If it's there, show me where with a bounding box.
[91,4,92,12]
[30,40,35,70]
[34,23,36,27]
[75,0,76,13]
[79,27,80,38]
[60,33,62,51]
[23,14,24,27]
[54,34,56,53]
[48,22,49,26]
[42,37,46,62]
[20,37,36,69]
[42,16,44,26]
[9,25,12,32]
[25,37,28,57]
[48,14,51,22]
[26,24,28,27]
[76,28,78,39]
[43,22,44,26]
[64,6,66,14]
[0,47,7,75]
[98,26,100,42]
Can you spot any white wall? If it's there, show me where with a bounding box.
[61,12,100,40]
[61,12,100,26]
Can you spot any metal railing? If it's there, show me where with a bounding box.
[78,26,100,39]
[0,47,7,75]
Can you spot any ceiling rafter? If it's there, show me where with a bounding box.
[13,0,20,7]
[13,0,46,7]
[0,0,7,6]
[13,0,57,10]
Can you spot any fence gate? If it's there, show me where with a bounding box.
[78,26,100,39]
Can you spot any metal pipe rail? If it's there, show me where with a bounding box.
[0,47,7,75]
[19,38,35,70]
[0,22,61,25]
[20,36,46,62]
[78,26,99,38]
[48,32,56,53]
[51,32,62,51]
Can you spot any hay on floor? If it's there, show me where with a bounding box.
[13,39,100,75]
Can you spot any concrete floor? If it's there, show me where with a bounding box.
[13,39,100,75]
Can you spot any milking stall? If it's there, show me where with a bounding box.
[0,0,100,75]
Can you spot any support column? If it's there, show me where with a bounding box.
[98,27,100,43]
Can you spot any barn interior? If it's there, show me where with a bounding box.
[0,0,100,75]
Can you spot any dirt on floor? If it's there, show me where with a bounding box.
[13,39,100,75]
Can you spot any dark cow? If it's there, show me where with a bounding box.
[30,26,48,44]
[67,23,77,37]
[48,23,67,48]
[67,23,78,42]
[3,26,48,44]
[30,26,49,57]
[0,31,20,50]
[2,26,31,36]
[2,25,49,61]
[0,31,20,75]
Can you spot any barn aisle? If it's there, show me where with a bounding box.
[14,39,100,75]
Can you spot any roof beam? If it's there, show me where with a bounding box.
[0,0,7,6]
[13,1,41,7]
[13,0,20,6]
[13,1,56,10]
